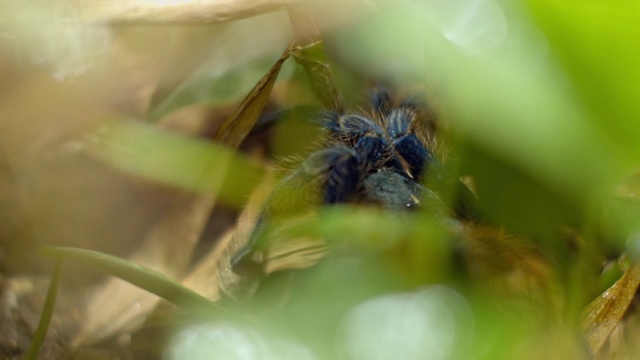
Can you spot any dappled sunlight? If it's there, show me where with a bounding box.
[166,322,317,360]
[339,286,473,360]
[439,0,508,58]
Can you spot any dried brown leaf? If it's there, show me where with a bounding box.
[582,261,640,356]
[182,172,276,301]
[213,46,292,148]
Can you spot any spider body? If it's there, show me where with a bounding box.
[312,89,437,208]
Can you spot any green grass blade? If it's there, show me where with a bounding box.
[40,247,223,315]
[25,260,63,360]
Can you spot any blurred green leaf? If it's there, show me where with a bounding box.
[527,1,640,253]
[146,13,294,122]
[332,0,634,213]
[91,120,266,207]
[462,144,577,249]
[529,1,640,160]
[258,205,452,287]
[148,56,283,122]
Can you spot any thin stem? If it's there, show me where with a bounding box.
[25,260,64,360]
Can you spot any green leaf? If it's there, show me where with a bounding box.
[91,120,266,207]
[291,41,342,109]
[25,261,63,360]
[529,1,640,160]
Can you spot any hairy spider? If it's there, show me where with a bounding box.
[218,84,553,311]
[297,88,438,208]
[227,86,452,284]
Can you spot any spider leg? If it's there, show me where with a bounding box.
[322,136,385,203]
[232,136,384,276]
[230,148,348,277]
[400,92,439,137]
[321,147,360,203]
[302,132,385,204]
[370,86,392,116]
[393,134,433,178]
[386,107,435,179]
[318,112,384,140]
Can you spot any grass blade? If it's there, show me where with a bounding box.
[25,260,63,360]
[40,247,222,314]
[213,46,292,148]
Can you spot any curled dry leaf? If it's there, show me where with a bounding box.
[583,170,640,356]
[291,41,343,110]
[183,172,276,301]
[213,46,293,147]
[184,173,328,301]
[582,261,640,357]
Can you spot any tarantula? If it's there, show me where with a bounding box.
[228,87,454,283]
[289,88,439,208]
[218,84,554,313]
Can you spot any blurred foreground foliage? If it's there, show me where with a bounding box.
[3,0,640,359]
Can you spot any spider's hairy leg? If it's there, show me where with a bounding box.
[229,148,343,278]
[308,134,385,204]
[400,91,440,136]
[370,86,392,116]
[319,112,384,139]
[319,147,360,204]
[353,134,386,171]
[254,141,377,219]
[230,142,377,276]
[387,107,435,179]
